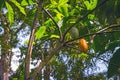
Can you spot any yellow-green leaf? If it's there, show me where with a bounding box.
[5,2,14,26]
[10,0,26,15]
[35,26,46,39]
[28,0,34,5]
[58,0,68,7]
[84,0,98,10]
[50,35,60,39]
[21,0,28,6]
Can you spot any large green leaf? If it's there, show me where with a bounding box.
[107,48,120,78]
[5,2,14,26]
[0,0,4,11]
[10,0,26,15]
[35,26,46,39]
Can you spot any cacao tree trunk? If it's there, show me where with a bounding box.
[0,24,12,80]
[0,49,12,80]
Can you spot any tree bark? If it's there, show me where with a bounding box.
[25,0,42,79]
[0,49,12,80]
[0,15,12,80]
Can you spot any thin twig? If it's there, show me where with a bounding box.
[15,22,25,34]
[66,30,120,44]
[62,0,110,42]
[92,24,120,36]
[42,7,63,42]
[95,24,120,33]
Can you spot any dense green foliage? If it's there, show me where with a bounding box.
[0,0,120,80]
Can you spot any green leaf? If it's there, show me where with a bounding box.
[5,2,14,26]
[53,10,63,20]
[58,5,69,17]
[78,52,88,60]
[58,0,68,7]
[21,0,29,6]
[21,0,34,6]
[84,1,90,9]
[84,0,98,10]
[107,48,120,78]
[50,34,60,39]
[0,0,4,11]
[88,14,95,20]
[50,0,57,5]
[90,0,98,9]
[57,0,69,17]
[10,0,26,15]
[28,0,34,5]
[35,26,46,39]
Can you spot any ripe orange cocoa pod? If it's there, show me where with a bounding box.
[79,38,88,52]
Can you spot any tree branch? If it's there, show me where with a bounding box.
[90,24,120,44]
[65,24,120,44]
[25,0,42,79]
[62,0,110,42]
[42,7,63,42]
